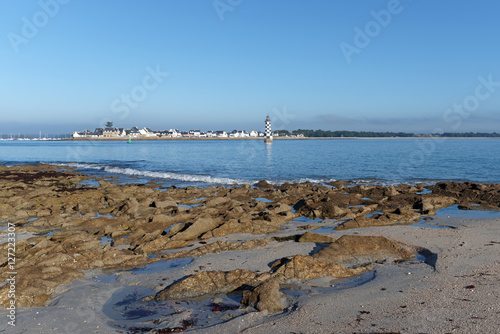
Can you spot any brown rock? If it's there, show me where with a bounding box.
[254,180,273,189]
[113,197,140,217]
[163,239,271,260]
[136,237,189,253]
[154,199,177,210]
[386,186,400,196]
[313,235,415,267]
[205,196,230,208]
[241,278,285,313]
[272,255,365,281]
[298,232,336,243]
[324,205,348,218]
[203,219,279,239]
[417,195,456,214]
[154,269,258,301]
[170,217,219,241]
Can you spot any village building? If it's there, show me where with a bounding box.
[152,130,168,136]
[72,126,267,139]
[138,128,156,137]
[72,129,103,138]
[102,128,125,137]
[166,129,181,137]
[127,127,142,137]
[230,130,250,138]
[216,131,228,138]
[72,128,124,138]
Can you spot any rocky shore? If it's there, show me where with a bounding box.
[0,165,499,333]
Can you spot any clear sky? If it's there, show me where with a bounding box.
[1,0,499,135]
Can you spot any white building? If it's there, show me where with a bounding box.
[128,127,141,137]
[138,127,157,137]
[231,130,250,138]
[167,129,181,137]
[73,128,120,138]
[216,131,228,138]
[72,130,99,138]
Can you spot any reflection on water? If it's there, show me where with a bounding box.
[265,142,272,166]
[129,258,193,275]
[434,204,500,218]
[292,216,323,223]
[103,286,244,332]
[411,220,454,229]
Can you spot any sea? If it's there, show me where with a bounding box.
[0,138,499,187]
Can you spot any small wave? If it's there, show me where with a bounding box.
[50,163,442,187]
[350,179,441,187]
[265,178,338,185]
[56,162,250,185]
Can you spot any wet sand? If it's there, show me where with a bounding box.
[205,217,500,334]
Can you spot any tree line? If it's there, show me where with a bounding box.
[274,129,500,138]
[439,132,500,137]
[287,129,414,137]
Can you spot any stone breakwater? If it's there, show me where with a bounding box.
[0,164,499,311]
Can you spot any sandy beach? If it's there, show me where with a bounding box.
[204,217,500,334]
[0,165,499,333]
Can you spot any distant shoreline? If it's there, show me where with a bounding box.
[63,136,500,141]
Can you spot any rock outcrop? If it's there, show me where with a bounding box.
[2,165,494,309]
[313,235,415,267]
[154,269,258,301]
[241,278,285,313]
[271,255,367,281]
[298,232,336,243]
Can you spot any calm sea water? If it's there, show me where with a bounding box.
[0,138,499,187]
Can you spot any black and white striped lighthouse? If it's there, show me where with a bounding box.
[264,115,273,143]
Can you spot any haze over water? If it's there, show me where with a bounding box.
[1,139,499,187]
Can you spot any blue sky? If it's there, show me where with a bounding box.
[1,0,499,135]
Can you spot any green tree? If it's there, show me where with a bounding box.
[105,121,113,128]
[275,130,290,136]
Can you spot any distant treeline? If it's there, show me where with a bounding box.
[286,129,414,137]
[440,132,500,137]
[275,129,500,138]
